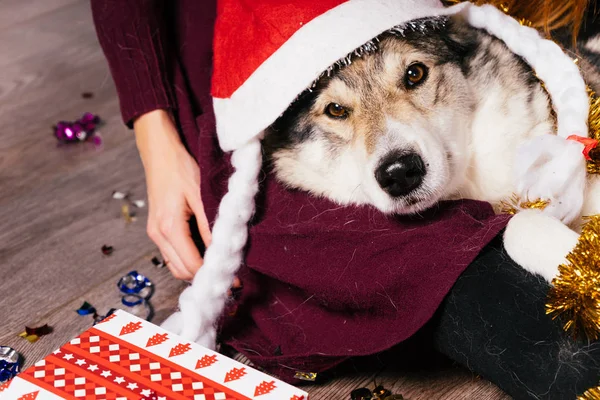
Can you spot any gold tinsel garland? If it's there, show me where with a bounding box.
[499,194,549,215]
[586,88,600,173]
[546,216,600,341]
[580,386,600,400]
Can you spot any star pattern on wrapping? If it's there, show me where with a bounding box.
[52,349,61,355]
[100,370,111,378]
[140,389,152,396]
[87,364,98,372]
[126,382,138,390]
[74,359,86,366]
[63,354,74,360]
[114,377,125,384]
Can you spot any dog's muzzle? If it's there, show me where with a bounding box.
[375,152,426,197]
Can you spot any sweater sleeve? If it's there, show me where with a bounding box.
[91,0,175,127]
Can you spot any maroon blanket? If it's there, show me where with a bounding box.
[93,0,510,382]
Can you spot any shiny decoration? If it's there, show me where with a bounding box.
[546,215,600,340]
[18,332,39,343]
[121,295,152,320]
[0,346,20,383]
[18,324,52,343]
[76,302,97,316]
[112,191,144,223]
[112,191,127,200]
[579,386,600,400]
[350,385,406,400]
[293,371,317,382]
[122,294,144,307]
[25,325,51,337]
[151,256,166,268]
[117,271,153,299]
[351,388,373,400]
[586,89,600,174]
[53,112,100,143]
[117,271,153,321]
[101,245,114,255]
[121,204,134,223]
[499,194,549,215]
[373,386,392,398]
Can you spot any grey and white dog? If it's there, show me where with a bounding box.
[263,14,600,280]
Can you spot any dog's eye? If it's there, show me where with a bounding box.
[405,63,428,87]
[325,103,349,119]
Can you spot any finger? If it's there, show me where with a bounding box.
[160,239,193,281]
[232,276,242,289]
[163,216,204,277]
[188,192,212,247]
[149,221,192,280]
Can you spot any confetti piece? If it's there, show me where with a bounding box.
[76,302,96,316]
[133,200,146,208]
[294,371,317,382]
[151,256,166,268]
[101,245,114,255]
[54,113,100,143]
[112,191,127,200]
[25,324,51,337]
[121,204,135,223]
[18,332,39,343]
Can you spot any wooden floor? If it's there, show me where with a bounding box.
[0,1,509,399]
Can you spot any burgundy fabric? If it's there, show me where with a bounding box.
[92,0,510,383]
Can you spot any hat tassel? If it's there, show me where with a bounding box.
[161,137,263,348]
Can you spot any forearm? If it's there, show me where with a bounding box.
[91,0,174,127]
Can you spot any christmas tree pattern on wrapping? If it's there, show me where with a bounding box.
[224,367,247,382]
[17,391,39,400]
[254,381,276,396]
[195,354,218,369]
[146,333,169,347]
[169,343,191,357]
[97,313,117,324]
[0,379,11,392]
[119,321,142,336]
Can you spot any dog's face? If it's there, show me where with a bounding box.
[265,24,477,214]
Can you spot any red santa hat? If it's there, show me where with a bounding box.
[162,0,591,347]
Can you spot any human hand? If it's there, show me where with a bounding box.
[134,110,212,280]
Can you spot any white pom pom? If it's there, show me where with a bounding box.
[504,209,579,281]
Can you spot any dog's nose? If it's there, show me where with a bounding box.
[375,153,426,197]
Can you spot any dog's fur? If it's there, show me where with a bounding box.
[264,15,600,219]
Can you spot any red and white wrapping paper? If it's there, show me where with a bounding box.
[1,310,308,400]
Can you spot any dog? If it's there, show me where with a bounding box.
[263,15,600,280]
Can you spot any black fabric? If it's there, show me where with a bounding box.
[432,236,600,399]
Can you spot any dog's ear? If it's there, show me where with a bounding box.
[441,15,480,62]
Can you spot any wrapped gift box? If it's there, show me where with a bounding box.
[1,310,308,400]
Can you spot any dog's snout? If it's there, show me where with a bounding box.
[375,153,426,197]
